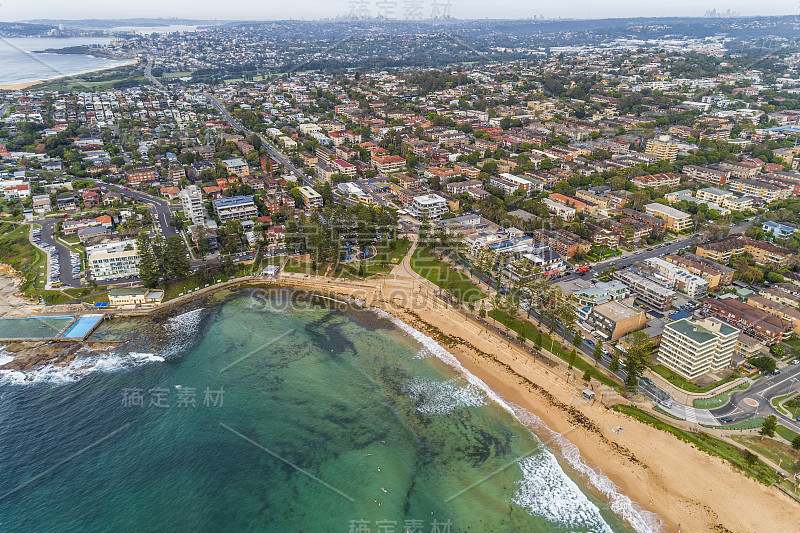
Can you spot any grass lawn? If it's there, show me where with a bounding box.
[411,247,485,303]
[731,435,800,474]
[652,364,737,394]
[706,417,766,430]
[777,425,799,443]
[26,289,72,305]
[0,222,51,293]
[488,309,620,389]
[282,257,314,275]
[84,292,109,305]
[612,404,778,484]
[693,383,750,409]
[64,287,92,299]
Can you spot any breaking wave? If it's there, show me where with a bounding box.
[405,376,487,414]
[371,307,662,533]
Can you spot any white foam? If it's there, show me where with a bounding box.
[371,307,663,533]
[405,377,487,414]
[129,352,165,362]
[513,454,613,532]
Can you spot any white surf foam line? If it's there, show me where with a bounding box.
[0,309,206,386]
[0,347,153,386]
[371,307,663,533]
[405,376,487,414]
[514,453,613,532]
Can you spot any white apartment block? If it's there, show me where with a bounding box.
[408,194,449,220]
[87,240,140,280]
[658,317,738,379]
[179,185,206,225]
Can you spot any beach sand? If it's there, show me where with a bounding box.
[262,272,799,533]
[0,58,139,91]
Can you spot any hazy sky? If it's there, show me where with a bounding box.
[3,0,797,22]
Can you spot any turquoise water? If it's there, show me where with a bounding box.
[0,290,651,532]
[61,315,103,339]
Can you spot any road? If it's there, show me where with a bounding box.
[204,94,313,188]
[144,59,166,92]
[710,364,800,433]
[92,181,178,240]
[556,219,755,284]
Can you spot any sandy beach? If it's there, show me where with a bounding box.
[5,245,798,531]
[250,268,799,533]
[0,57,138,91]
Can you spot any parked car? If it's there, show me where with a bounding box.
[719,416,733,424]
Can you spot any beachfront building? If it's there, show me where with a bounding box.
[586,301,648,341]
[108,288,165,307]
[658,317,738,379]
[87,239,140,280]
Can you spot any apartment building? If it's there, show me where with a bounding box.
[683,164,730,186]
[645,135,678,162]
[747,295,800,335]
[212,195,259,222]
[125,165,158,185]
[297,186,323,209]
[408,194,449,220]
[665,253,734,288]
[695,187,733,205]
[586,300,648,341]
[543,198,576,221]
[222,158,250,177]
[631,172,681,188]
[613,270,675,311]
[372,154,406,174]
[695,236,792,266]
[179,185,206,225]
[644,203,692,232]
[533,229,590,260]
[643,257,709,299]
[727,178,791,203]
[87,239,140,280]
[657,317,738,379]
[700,298,788,345]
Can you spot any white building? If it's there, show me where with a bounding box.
[644,257,709,299]
[658,317,738,379]
[179,185,206,225]
[87,239,140,280]
[408,194,449,220]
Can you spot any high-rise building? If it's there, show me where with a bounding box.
[658,317,738,379]
[179,185,206,225]
[645,135,678,162]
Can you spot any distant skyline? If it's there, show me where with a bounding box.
[2,0,797,23]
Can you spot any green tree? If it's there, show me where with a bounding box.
[572,330,583,348]
[568,349,577,370]
[750,356,777,374]
[164,236,190,279]
[582,369,592,383]
[592,340,603,367]
[791,435,800,451]
[623,331,652,392]
[610,354,620,372]
[136,232,160,288]
[760,415,777,439]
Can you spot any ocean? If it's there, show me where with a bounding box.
[0,37,130,87]
[0,289,660,532]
